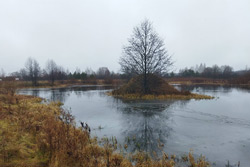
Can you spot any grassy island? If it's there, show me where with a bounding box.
[109,74,214,100]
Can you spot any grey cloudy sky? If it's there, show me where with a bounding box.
[1,0,250,74]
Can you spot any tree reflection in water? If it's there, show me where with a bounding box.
[176,85,235,95]
[50,89,69,102]
[35,86,114,103]
[113,98,189,155]
[31,89,40,97]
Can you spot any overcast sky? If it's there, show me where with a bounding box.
[1,0,250,74]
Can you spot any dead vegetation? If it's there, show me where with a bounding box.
[0,83,210,167]
[111,74,213,100]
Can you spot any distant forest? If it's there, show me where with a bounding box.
[0,58,250,86]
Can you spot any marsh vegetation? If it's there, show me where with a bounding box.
[0,83,211,167]
[16,84,250,166]
[110,74,213,100]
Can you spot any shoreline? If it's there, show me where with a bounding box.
[0,92,210,167]
[107,92,214,100]
[1,79,250,90]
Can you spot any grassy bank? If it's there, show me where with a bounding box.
[166,77,250,87]
[0,84,210,167]
[3,76,250,90]
[1,79,124,89]
[166,77,229,86]
[107,92,214,100]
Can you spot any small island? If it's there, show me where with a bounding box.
[109,74,213,100]
[109,20,213,100]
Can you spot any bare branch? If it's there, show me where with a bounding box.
[119,19,173,76]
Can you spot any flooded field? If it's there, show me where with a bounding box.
[18,85,250,166]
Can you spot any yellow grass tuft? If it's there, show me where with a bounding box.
[107,92,214,100]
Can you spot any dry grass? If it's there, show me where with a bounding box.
[166,77,229,86]
[0,79,119,89]
[111,75,214,100]
[113,74,182,95]
[107,92,213,100]
[0,83,210,167]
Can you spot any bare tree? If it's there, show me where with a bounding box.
[221,65,233,78]
[45,59,57,85]
[25,57,40,86]
[120,19,173,93]
[195,63,206,74]
[85,67,95,76]
[0,68,5,78]
[56,66,67,80]
[19,68,28,80]
[96,67,110,79]
[212,65,221,78]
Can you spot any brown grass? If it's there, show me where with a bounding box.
[108,92,213,100]
[111,75,214,100]
[166,77,228,86]
[0,79,123,90]
[0,83,210,167]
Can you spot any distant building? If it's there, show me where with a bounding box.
[0,78,2,81]
[15,78,20,81]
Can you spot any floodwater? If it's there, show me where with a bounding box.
[17,85,250,166]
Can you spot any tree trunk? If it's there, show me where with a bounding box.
[144,54,147,94]
[144,72,147,94]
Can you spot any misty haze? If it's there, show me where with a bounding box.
[1,1,250,167]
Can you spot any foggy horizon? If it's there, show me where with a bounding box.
[1,0,250,74]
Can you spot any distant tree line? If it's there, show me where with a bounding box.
[176,63,236,79]
[1,58,250,86]
[5,57,120,86]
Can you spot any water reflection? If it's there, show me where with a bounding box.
[17,85,250,166]
[176,85,250,95]
[31,89,40,97]
[176,85,232,94]
[19,85,249,103]
[49,89,68,102]
[18,85,114,103]
[112,98,189,155]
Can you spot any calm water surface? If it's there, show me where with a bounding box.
[18,85,250,166]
